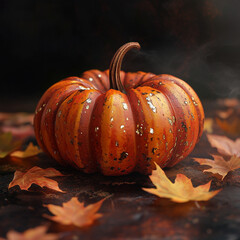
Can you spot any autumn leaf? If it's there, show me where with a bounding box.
[194,155,240,180]
[204,118,214,133]
[142,163,221,203]
[44,197,105,227]
[8,166,65,192]
[207,134,240,157]
[216,115,240,136]
[1,226,58,240]
[10,142,42,158]
[0,132,21,158]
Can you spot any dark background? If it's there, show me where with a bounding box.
[1,0,240,105]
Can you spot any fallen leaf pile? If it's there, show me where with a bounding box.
[194,134,240,180]
[44,197,105,227]
[142,163,221,203]
[8,166,65,192]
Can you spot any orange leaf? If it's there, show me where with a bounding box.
[216,116,240,136]
[2,226,58,240]
[8,166,65,192]
[142,163,221,203]
[44,197,105,227]
[207,134,240,157]
[10,142,42,158]
[194,155,240,180]
[0,132,21,158]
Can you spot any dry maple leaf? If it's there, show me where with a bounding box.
[10,142,42,158]
[8,166,65,192]
[1,226,58,240]
[142,163,221,203]
[0,132,21,158]
[44,197,105,227]
[194,155,240,180]
[207,134,240,157]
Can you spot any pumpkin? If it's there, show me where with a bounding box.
[34,42,204,176]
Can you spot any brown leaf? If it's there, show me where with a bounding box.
[0,132,21,158]
[11,142,42,158]
[207,134,240,157]
[142,163,221,203]
[2,226,58,240]
[44,197,105,227]
[194,155,240,180]
[8,166,65,192]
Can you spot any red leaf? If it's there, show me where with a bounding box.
[8,166,65,192]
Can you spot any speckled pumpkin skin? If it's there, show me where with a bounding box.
[34,70,204,175]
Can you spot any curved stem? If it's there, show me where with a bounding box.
[109,42,141,93]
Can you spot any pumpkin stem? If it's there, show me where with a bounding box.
[109,42,141,93]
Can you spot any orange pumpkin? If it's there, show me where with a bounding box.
[34,42,204,176]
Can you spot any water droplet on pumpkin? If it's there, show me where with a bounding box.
[122,102,128,110]
[86,98,92,103]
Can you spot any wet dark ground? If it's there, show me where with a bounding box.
[0,100,239,240]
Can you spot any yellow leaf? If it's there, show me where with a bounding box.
[8,166,65,192]
[11,142,42,158]
[207,134,240,157]
[44,197,105,227]
[194,155,240,180]
[204,118,214,133]
[3,226,58,240]
[142,163,221,203]
[0,132,21,158]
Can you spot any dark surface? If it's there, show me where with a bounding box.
[0,100,240,239]
[2,0,240,99]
